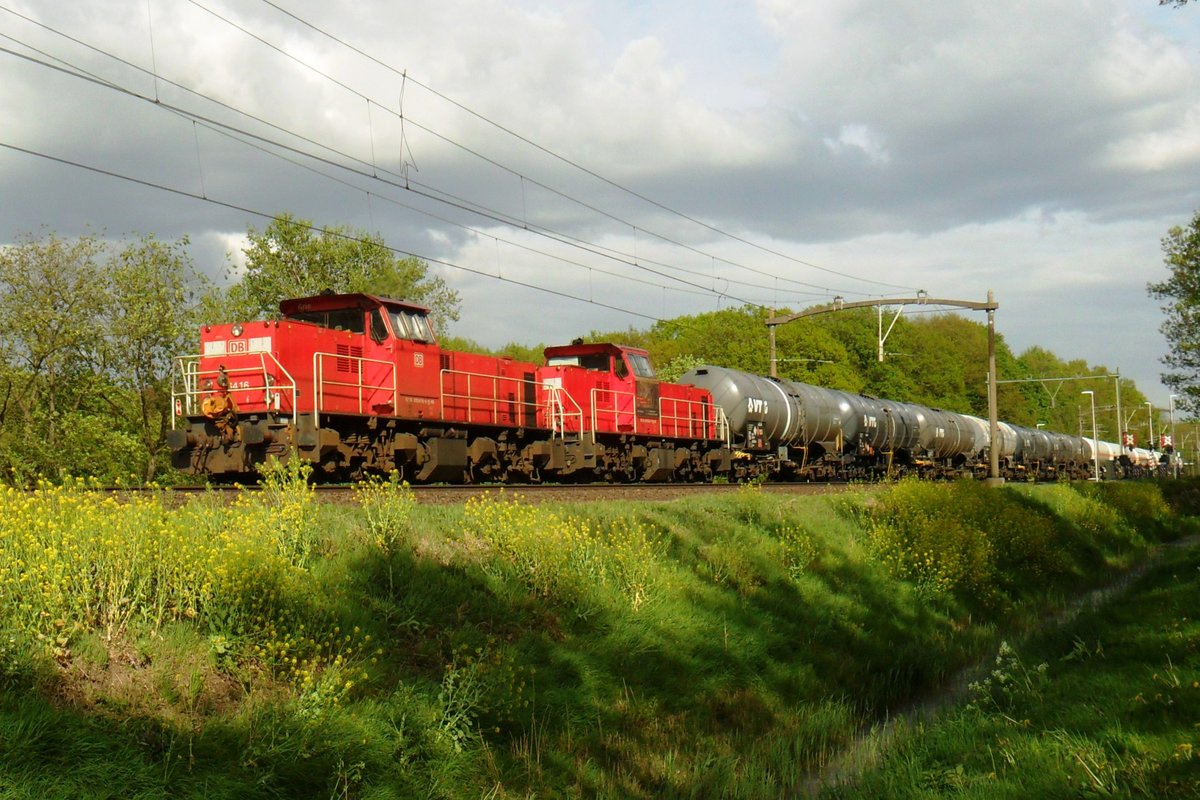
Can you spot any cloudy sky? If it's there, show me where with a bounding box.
[2,0,1198,405]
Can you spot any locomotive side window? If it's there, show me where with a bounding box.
[369,309,388,343]
[627,353,655,378]
[409,313,434,342]
[390,310,412,339]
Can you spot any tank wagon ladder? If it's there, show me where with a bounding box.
[883,412,896,478]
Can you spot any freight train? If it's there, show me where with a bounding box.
[168,292,1158,483]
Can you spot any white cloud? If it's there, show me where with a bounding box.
[1105,103,1200,172]
[823,124,890,165]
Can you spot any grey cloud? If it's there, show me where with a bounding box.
[1,0,1197,404]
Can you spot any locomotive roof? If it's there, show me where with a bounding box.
[279,293,431,316]
[543,342,649,358]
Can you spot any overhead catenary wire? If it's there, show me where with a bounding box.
[0,2,919,323]
[0,139,695,328]
[0,17,839,309]
[251,0,919,294]
[0,31,815,326]
[0,38,777,310]
[180,0,918,296]
[0,10,833,306]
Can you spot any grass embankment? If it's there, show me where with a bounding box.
[820,504,1200,798]
[0,470,1194,798]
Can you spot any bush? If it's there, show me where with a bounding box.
[865,480,994,600]
[462,492,663,613]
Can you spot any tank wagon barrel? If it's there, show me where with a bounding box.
[681,363,1132,482]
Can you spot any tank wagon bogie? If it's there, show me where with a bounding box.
[168,292,1156,485]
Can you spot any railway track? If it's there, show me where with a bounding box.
[397,481,858,505]
[99,481,860,505]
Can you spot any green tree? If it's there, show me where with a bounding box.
[0,231,207,483]
[1148,210,1200,415]
[0,233,107,453]
[657,353,706,383]
[221,213,460,329]
[643,305,775,376]
[101,235,210,478]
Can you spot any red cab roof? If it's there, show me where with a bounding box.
[279,293,431,316]
[543,342,649,360]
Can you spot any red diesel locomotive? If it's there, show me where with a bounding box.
[168,292,732,483]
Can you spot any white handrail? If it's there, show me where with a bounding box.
[439,368,536,426]
[312,351,397,428]
[439,368,585,441]
[544,385,583,441]
[588,386,724,444]
[171,353,297,428]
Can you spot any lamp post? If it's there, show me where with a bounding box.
[1114,371,1123,454]
[1147,401,1155,452]
[1170,394,1178,478]
[1082,391,1099,480]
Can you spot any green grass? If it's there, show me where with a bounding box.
[0,474,1194,798]
[818,536,1200,799]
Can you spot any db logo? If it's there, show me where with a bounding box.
[414,353,425,367]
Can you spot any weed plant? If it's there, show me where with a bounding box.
[0,473,1190,798]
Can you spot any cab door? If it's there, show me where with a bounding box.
[611,353,649,434]
[362,307,398,415]
[387,307,442,420]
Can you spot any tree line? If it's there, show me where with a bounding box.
[3,209,1192,485]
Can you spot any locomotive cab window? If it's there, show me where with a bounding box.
[285,308,365,333]
[546,354,611,371]
[387,309,434,343]
[369,309,388,343]
[582,354,612,371]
